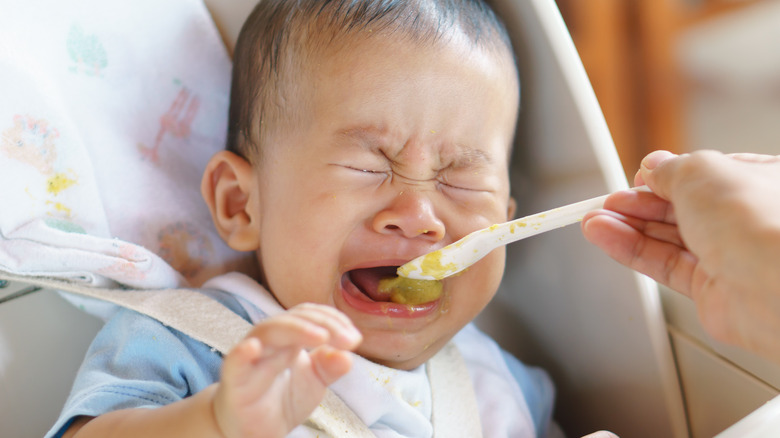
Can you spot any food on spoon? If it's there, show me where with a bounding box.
[377,276,443,305]
[397,248,458,280]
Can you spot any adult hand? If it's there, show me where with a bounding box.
[582,150,780,363]
[581,431,619,438]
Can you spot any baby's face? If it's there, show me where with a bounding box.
[253,35,518,369]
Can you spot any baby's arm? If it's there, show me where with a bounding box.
[63,303,362,438]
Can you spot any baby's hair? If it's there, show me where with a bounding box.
[227,0,514,162]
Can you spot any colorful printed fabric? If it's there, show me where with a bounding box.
[0,0,254,317]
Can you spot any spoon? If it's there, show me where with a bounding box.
[397,186,650,280]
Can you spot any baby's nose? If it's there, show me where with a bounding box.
[371,191,445,241]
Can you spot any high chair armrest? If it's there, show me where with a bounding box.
[716,395,780,438]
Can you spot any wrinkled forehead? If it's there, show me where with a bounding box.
[327,29,519,118]
[283,33,520,164]
[257,7,519,165]
[263,32,519,172]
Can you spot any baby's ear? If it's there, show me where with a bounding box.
[201,151,261,251]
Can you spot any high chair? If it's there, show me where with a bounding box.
[1,1,777,437]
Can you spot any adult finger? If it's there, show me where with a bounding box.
[583,209,683,247]
[633,150,677,188]
[581,431,620,438]
[639,150,728,206]
[601,189,677,225]
[582,212,698,295]
[727,152,780,164]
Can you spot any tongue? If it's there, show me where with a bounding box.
[350,267,397,301]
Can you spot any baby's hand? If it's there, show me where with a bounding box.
[212,303,362,438]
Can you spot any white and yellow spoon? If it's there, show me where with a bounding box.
[397,186,650,281]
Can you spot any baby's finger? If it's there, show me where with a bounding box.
[221,337,263,390]
[279,345,354,420]
[308,345,354,386]
[246,313,334,354]
[291,303,355,332]
[222,338,302,399]
[286,303,362,349]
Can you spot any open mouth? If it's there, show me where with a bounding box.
[347,266,398,302]
[342,266,443,317]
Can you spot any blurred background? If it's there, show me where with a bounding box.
[555,0,780,177]
[550,2,780,436]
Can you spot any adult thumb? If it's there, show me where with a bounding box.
[638,150,678,200]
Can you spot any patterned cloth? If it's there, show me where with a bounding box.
[0,0,255,316]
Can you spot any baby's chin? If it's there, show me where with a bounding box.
[353,329,454,371]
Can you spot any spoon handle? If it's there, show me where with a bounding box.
[398,186,650,280]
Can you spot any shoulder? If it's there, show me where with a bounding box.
[99,287,251,354]
[46,287,249,438]
[73,289,249,407]
[85,287,249,379]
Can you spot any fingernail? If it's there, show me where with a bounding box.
[641,151,673,170]
[346,328,363,345]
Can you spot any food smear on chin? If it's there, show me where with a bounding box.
[377,276,443,305]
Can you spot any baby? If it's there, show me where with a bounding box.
[49,0,554,437]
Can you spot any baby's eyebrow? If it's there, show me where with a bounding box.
[335,126,387,151]
[335,125,495,169]
[451,147,493,169]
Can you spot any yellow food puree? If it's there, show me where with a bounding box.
[377,276,443,305]
[397,249,457,279]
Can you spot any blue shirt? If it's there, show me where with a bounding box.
[48,288,554,437]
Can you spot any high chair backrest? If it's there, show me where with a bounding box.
[1,1,688,437]
[1,1,244,436]
[475,1,687,436]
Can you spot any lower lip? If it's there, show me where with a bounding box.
[340,274,441,318]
